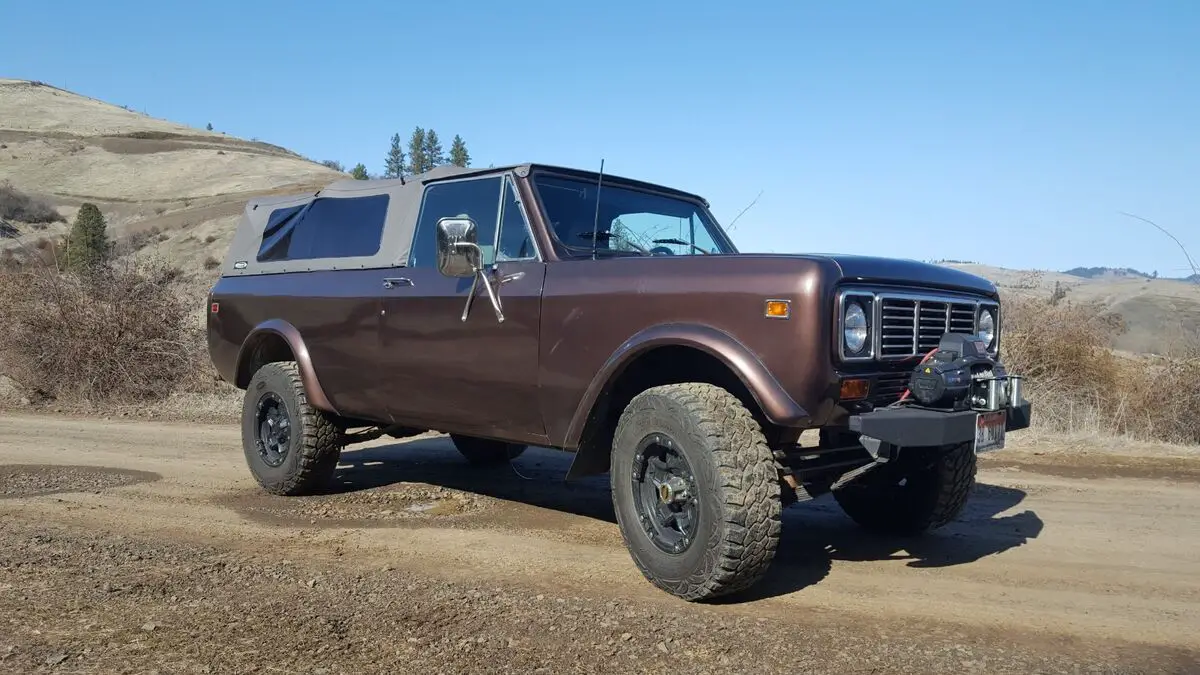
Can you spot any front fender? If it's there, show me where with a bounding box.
[235,319,338,415]
[562,323,808,450]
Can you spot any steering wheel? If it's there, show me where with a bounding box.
[650,246,675,256]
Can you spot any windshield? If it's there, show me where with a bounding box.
[532,173,736,257]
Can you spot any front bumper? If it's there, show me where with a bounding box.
[848,401,1033,448]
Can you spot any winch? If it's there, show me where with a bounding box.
[907,333,1023,412]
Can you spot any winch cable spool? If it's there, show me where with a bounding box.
[894,347,941,406]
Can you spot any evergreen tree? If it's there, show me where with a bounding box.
[206,122,213,131]
[383,133,406,179]
[449,134,470,167]
[66,203,110,273]
[422,129,445,169]
[350,163,370,180]
[406,127,428,175]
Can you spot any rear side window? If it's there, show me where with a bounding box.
[257,194,390,262]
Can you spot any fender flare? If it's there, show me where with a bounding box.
[235,319,339,415]
[563,323,808,468]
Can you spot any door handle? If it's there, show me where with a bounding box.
[382,277,413,289]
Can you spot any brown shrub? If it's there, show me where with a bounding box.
[203,256,220,270]
[0,258,204,402]
[1002,292,1200,444]
[0,181,64,224]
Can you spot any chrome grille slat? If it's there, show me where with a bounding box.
[876,294,988,359]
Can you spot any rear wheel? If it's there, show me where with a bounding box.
[832,442,976,535]
[449,434,526,465]
[610,383,782,601]
[241,362,342,496]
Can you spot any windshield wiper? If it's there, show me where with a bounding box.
[577,231,649,255]
[653,238,712,255]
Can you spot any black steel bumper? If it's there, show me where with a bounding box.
[848,402,1033,448]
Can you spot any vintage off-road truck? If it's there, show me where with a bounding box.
[208,162,1032,601]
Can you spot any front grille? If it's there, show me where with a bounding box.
[878,296,981,359]
[871,372,910,406]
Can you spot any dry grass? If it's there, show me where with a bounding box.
[0,255,210,403]
[1002,293,1200,445]
[0,181,63,224]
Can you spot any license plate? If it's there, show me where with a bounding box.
[974,411,1007,453]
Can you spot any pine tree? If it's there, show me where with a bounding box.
[206,122,213,131]
[66,203,110,273]
[406,127,428,175]
[449,134,470,167]
[350,163,370,180]
[383,133,406,179]
[423,129,445,170]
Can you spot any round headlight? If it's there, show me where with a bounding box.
[844,302,868,354]
[978,308,996,347]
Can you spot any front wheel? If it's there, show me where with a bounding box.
[241,361,343,496]
[610,383,782,602]
[832,442,976,535]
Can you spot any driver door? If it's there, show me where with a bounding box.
[378,174,548,444]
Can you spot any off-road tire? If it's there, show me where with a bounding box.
[241,361,342,496]
[610,383,782,602]
[449,434,527,465]
[832,442,976,535]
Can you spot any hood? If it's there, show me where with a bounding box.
[816,254,996,296]
[735,253,997,297]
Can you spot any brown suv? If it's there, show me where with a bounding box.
[207,163,1032,601]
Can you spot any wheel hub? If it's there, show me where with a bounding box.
[631,434,699,554]
[255,392,291,468]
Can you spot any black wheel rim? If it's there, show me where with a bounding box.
[630,433,699,554]
[254,392,291,468]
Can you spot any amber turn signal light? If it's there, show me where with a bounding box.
[764,299,790,319]
[839,378,869,401]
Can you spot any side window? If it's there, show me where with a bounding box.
[256,195,389,262]
[496,178,537,261]
[409,177,503,267]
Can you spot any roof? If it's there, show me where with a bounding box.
[221,162,710,276]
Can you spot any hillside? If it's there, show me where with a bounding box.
[942,263,1200,355]
[0,79,343,280]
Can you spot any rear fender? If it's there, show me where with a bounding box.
[235,319,338,415]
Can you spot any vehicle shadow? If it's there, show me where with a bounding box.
[331,439,617,523]
[334,438,1042,603]
[726,483,1043,602]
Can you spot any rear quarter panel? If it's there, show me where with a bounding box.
[207,269,385,416]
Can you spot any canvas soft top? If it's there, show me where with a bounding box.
[220,162,711,276]
[220,164,515,276]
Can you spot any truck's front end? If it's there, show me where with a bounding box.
[777,264,1033,529]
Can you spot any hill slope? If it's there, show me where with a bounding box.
[942,263,1200,355]
[0,79,342,278]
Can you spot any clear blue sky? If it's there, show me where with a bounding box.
[3,1,1197,275]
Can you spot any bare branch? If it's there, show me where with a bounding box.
[725,189,764,233]
[1118,211,1198,282]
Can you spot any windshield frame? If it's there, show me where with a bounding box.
[527,169,739,259]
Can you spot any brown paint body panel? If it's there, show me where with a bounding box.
[208,168,1000,452]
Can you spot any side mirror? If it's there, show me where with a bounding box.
[434,216,505,323]
[435,217,480,278]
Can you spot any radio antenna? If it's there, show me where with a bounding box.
[590,158,605,260]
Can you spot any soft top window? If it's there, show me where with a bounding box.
[257,194,390,263]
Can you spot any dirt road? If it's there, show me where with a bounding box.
[1,414,1197,673]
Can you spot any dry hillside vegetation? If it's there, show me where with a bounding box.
[945,262,1200,355]
[1001,290,1200,445]
[0,79,341,282]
